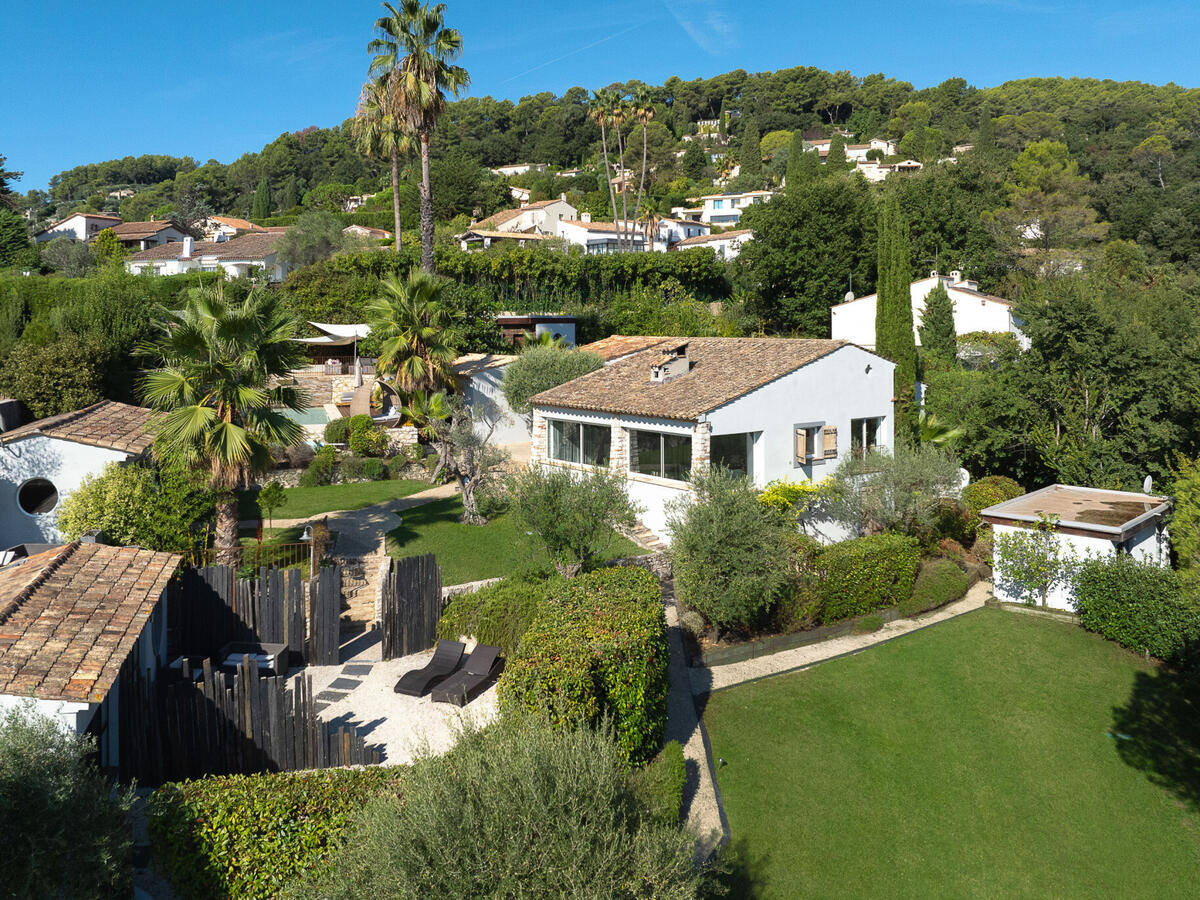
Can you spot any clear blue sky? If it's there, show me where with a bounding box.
[5,0,1199,192]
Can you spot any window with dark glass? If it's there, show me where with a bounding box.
[631,430,691,481]
[548,420,610,467]
[851,417,883,459]
[711,433,750,478]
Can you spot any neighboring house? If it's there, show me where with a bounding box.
[856,158,925,182]
[489,163,548,177]
[109,220,188,251]
[831,270,1026,350]
[344,193,378,212]
[510,185,532,203]
[496,313,576,347]
[655,218,710,250]
[555,217,647,254]
[34,212,122,243]
[0,540,180,769]
[984,485,1171,611]
[673,228,753,260]
[453,353,526,446]
[458,230,551,251]
[125,233,291,282]
[695,190,774,226]
[0,401,155,548]
[199,216,265,241]
[343,224,393,240]
[670,206,704,223]
[530,337,895,539]
[469,195,577,237]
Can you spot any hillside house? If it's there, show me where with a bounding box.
[0,402,156,549]
[34,212,122,243]
[673,228,753,260]
[489,163,548,177]
[125,233,291,282]
[343,224,393,240]
[468,196,577,237]
[199,216,265,241]
[531,337,894,539]
[831,271,1026,350]
[556,217,647,254]
[109,220,189,251]
[696,190,774,226]
[655,218,710,250]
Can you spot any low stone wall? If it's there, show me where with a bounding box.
[601,552,672,580]
[385,425,419,451]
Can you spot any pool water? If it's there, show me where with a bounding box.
[285,407,331,425]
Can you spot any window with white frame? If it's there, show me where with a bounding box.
[794,422,838,466]
[548,419,611,467]
[850,416,883,459]
[630,429,691,481]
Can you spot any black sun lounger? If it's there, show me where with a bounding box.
[394,640,465,696]
[430,644,504,706]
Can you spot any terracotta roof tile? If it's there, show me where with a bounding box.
[128,231,284,262]
[675,229,752,247]
[109,221,177,239]
[578,335,674,361]
[0,401,156,454]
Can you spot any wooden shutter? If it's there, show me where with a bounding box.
[823,426,838,459]
[794,427,807,464]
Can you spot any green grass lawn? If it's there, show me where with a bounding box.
[239,478,429,521]
[386,495,642,586]
[705,608,1200,899]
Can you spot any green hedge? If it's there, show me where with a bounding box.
[1074,555,1200,663]
[299,446,335,487]
[630,740,687,829]
[437,576,553,655]
[323,417,350,443]
[898,558,969,617]
[148,767,404,900]
[339,456,388,481]
[817,534,921,624]
[498,567,669,764]
[962,476,1025,541]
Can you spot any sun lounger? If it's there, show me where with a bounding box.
[394,639,465,696]
[430,644,504,706]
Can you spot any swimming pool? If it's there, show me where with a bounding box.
[284,407,331,426]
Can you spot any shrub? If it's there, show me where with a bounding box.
[668,468,792,631]
[323,417,351,443]
[437,576,552,655]
[499,567,669,763]
[299,445,336,487]
[148,767,404,900]
[348,415,389,457]
[757,477,820,521]
[500,345,605,415]
[1074,555,1200,662]
[631,740,687,829]
[817,534,921,623]
[899,558,969,617]
[822,445,964,538]
[509,466,638,576]
[291,716,703,899]
[284,440,315,469]
[340,456,388,482]
[0,704,133,899]
[962,475,1024,540]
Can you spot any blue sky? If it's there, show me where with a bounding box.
[5,0,1199,192]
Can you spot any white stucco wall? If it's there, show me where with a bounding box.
[0,693,97,733]
[463,367,530,446]
[0,436,132,547]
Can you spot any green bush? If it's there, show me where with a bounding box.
[1074,555,1200,662]
[299,446,336,487]
[437,576,552,655]
[962,475,1025,540]
[0,704,133,899]
[291,716,704,899]
[340,456,388,482]
[148,767,404,900]
[898,558,970,617]
[631,740,688,829]
[500,345,605,415]
[348,415,389,457]
[499,567,669,763]
[817,534,921,623]
[323,417,351,443]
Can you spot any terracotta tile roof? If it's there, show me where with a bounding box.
[533,337,851,420]
[675,229,752,247]
[0,542,181,702]
[452,352,518,376]
[578,335,674,361]
[557,220,636,235]
[128,231,284,262]
[0,401,156,454]
[209,216,263,231]
[109,221,178,239]
[472,207,526,230]
[461,229,549,241]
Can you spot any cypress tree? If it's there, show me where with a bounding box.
[739,119,763,185]
[918,281,956,361]
[682,141,706,181]
[875,195,917,431]
[785,131,818,188]
[827,133,849,168]
[251,177,272,220]
[281,176,300,211]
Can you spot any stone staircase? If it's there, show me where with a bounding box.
[336,553,384,640]
[624,521,669,553]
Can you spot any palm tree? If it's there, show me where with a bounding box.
[369,0,469,273]
[630,86,655,244]
[353,77,412,254]
[140,286,308,563]
[590,89,622,245]
[367,268,463,392]
[609,94,632,251]
[637,206,662,252]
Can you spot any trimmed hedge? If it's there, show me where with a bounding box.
[437,576,553,655]
[817,534,921,624]
[339,456,388,482]
[498,567,669,763]
[899,558,969,617]
[962,476,1025,540]
[1074,555,1200,663]
[347,415,388,457]
[631,740,687,829]
[148,767,404,900]
[322,417,351,443]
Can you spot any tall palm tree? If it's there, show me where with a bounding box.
[590,88,622,246]
[353,77,412,254]
[367,268,463,392]
[369,0,470,273]
[609,93,632,251]
[638,206,662,252]
[140,286,308,563]
[630,86,655,245]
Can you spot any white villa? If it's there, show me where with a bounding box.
[126,233,291,282]
[34,212,122,243]
[655,218,710,250]
[0,401,156,549]
[831,271,1026,350]
[109,220,189,251]
[695,190,774,226]
[984,485,1171,611]
[490,163,548,177]
[199,216,265,241]
[343,224,393,240]
[673,229,752,260]
[556,217,647,254]
[531,337,895,539]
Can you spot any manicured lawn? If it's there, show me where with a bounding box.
[386,495,642,586]
[705,608,1200,898]
[239,478,429,520]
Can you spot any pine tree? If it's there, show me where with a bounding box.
[787,136,821,188]
[251,177,272,219]
[874,195,917,433]
[682,141,706,181]
[281,176,300,211]
[739,119,763,185]
[827,133,849,168]
[918,282,956,361]
[785,131,807,187]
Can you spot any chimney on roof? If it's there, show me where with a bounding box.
[182,236,194,258]
[950,270,962,283]
[150,214,156,222]
[581,212,592,223]
[650,342,691,382]
[560,192,566,202]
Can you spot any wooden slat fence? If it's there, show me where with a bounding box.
[116,654,381,785]
[380,553,443,659]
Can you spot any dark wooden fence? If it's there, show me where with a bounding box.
[175,565,341,666]
[380,554,443,659]
[116,655,380,785]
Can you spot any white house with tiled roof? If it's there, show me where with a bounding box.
[490,163,549,177]
[673,229,752,260]
[696,190,774,226]
[34,212,122,243]
[109,220,188,251]
[531,337,895,539]
[125,233,291,281]
[199,215,266,241]
[468,195,577,238]
[556,217,648,254]
[831,271,1026,351]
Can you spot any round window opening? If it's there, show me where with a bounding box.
[18,478,59,515]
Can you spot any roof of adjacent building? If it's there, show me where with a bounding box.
[835,274,1011,308]
[128,231,285,262]
[557,220,639,235]
[0,542,181,702]
[461,229,549,241]
[109,220,180,240]
[452,352,518,376]
[344,225,392,238]
[674,229,752,247]
[697,189,774,200]
[472,207,526,231]
[578,335,675,361]
[981,484,1171,538]
[207,215,263,231]
[532,337,859,420]
[0,400,155,454]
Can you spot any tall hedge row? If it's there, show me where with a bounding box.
[817,534,921,623]
[498,566,669,763]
